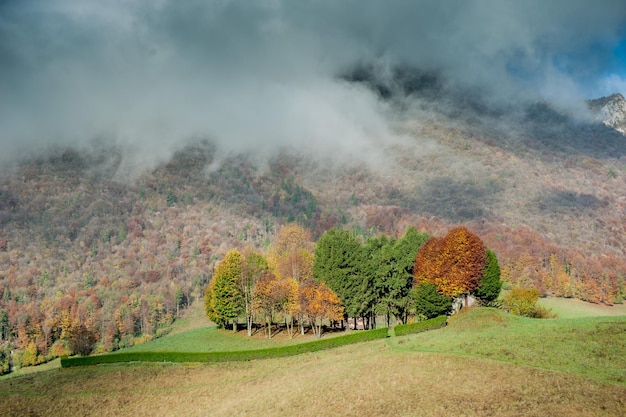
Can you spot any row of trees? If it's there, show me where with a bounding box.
[205,224,345,338]
[204,224,502,337]
[478,224,625,304]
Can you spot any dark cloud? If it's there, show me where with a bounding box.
[1,0,625,167]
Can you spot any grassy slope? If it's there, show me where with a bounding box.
[122,301,342,353]
[389,308,626,384]
[537,296,626,318]
[0,308,624,417]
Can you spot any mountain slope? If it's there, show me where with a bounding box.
[1,81,625,367]
[588,93,626,135]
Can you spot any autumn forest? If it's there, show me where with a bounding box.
[1,91,626,373]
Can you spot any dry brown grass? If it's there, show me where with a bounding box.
[2,339,624,417]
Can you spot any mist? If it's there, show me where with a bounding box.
[1,0,625,169]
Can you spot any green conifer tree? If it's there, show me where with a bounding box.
[412,282,453,319]
[474,249,502,304]
[205,249,244,331]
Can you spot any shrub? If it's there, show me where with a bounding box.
[51,340,71,358]
[16,341,42,367]
[394,316,447,337]
[532,305,557,319]
[502,288,556,318]
[61,327,389,368]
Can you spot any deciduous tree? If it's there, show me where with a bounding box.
[239,250,268,336]
[414,226,487,304]
[252,271,280,338]
[300,281,343,338]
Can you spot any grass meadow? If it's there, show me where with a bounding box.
[537,296,626,318]
[0,300,624,416]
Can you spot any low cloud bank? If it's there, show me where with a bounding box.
[1,0,625,168]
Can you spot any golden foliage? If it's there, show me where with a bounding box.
[414,226,486,298]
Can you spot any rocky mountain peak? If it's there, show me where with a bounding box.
[587,93,626,134]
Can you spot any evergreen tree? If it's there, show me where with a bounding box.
[475,249,502,304]
[412,283,453,319]
[205,249,244,331]
[166,190,176,206]
[0,344,12,375]
[369,235,398,328]
[0,309,8,342]
[313,228,363,324]
[391,227,430,323]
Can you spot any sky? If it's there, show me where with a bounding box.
[1,0,625,167]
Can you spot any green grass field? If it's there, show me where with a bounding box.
[0,299,624,416]
[537,296,626,318]
[389,308,626,384]
[122,325,308,353]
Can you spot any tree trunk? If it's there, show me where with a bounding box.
[232,320,237,333]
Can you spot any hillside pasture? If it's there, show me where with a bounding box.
[537,296,626,318]
[121,325,315,353]
[1,338,624,417]
[388,308,626,384]
[0,308,624,416]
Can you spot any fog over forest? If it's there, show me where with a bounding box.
[1,0,626,169]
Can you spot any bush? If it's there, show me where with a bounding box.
[394,316,447,336]
[15,341,44,367]
[502,288,556,318]
[61,327,389,368]
[0,344,12,375]
[532,305,557,319]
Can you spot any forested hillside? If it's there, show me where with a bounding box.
[1,83,626,368]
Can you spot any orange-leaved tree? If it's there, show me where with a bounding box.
[252,270,280,339]
[414,226,486,304]
[299,281,343,338]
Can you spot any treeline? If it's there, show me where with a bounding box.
[478,224,626,305]
[204,223,502,339]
